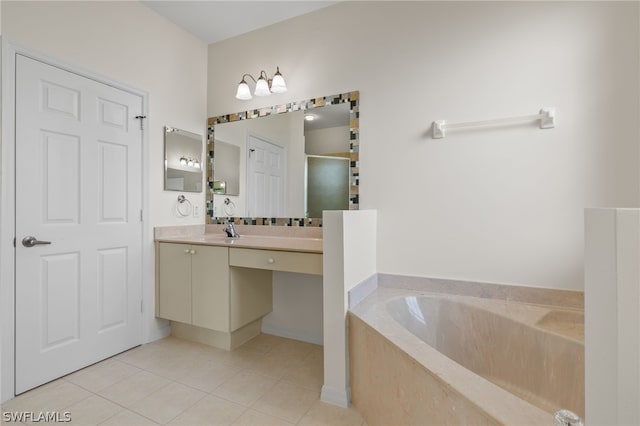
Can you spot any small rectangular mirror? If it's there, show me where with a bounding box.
[213,140,240,195]
[164,126,203,192]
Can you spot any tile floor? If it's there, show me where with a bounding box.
[1,334,365,426]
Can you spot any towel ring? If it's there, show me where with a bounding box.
[177,195,192,217]
[223,197,236,217]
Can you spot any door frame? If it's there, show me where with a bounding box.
[0,38,151,402]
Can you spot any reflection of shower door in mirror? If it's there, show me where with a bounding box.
[306,155,350,218]
[247,135,286,217]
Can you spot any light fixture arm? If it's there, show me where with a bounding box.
[239,71,270,84]
[240,73,257,84]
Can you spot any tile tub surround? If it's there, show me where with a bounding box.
[1,335,365,426]
[349,287,584,425]
[154,225,323,253]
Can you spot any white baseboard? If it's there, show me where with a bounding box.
[261,324,324,345]
[147,324,170,343]
[321,385,351,408]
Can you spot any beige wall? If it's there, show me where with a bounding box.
[305,126,350,156]
[208,1,640,291]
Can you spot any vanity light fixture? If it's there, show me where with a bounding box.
[235,67,287,100]
[179,157,188,165]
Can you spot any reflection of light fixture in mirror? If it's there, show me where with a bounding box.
[235,67,287,100]
[304,114,315,121]
[180,157,200,169]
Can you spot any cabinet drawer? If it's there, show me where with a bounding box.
[229,248,322,275]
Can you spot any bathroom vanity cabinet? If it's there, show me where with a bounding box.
[155,230,322,350]
[157,242,273,337]
[158,243,232,330]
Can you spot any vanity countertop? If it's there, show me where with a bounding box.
[154,225,323,254]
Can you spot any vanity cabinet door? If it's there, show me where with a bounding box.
[158,243,192,324]
[191,245,229,332]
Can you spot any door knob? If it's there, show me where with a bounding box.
[22,236,52,247]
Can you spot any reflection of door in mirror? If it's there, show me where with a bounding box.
[164,126,203,192]
[247,135,286,217]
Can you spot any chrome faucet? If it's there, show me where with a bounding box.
[223,222,240,238]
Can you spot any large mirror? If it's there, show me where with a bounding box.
[164,126,203,192]
[206,91,359,225]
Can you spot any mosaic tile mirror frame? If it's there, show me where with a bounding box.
[206,91,359,227]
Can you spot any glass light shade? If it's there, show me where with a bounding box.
[193,160,200,169]
[179,157,187,165]
[235,81,252,100]
[187,159,194,167]
[270,73,287,93]
[254,77,271,96]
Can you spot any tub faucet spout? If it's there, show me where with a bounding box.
[223,222,240,238]
[554,409,583,426]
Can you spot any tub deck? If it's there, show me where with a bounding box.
[349,287,584,426]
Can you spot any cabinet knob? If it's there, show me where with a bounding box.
[184,249,190,254]
[190,249,196,255]
[267,258,275,264]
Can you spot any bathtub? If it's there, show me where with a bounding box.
[349,287,584,425]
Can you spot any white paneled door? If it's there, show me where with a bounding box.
[247,135,285,217]
[15,55,143,394]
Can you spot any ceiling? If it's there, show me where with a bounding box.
[304,102,350,131]
[141,1,338,44]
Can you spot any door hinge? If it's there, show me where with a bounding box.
[134,115,147,131]
[140,299,143,313]
[13,237,16,248]
[140,209,143,222]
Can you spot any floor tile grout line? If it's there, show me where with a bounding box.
[247,377,321,425]
[2,379,68,407]
[7,335,343,426]
[6,369,322,423]
[67,382,161,426]
[94,404,127,426]
[157,389,208,426]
